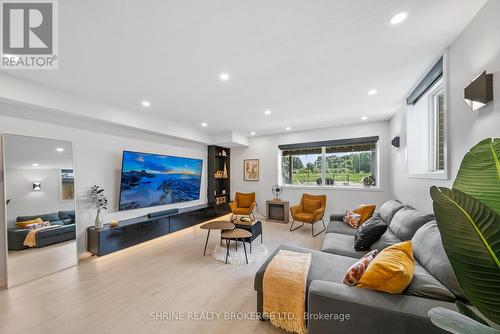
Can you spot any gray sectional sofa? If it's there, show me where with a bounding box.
[8,211,76,250]
[255,200,464,334]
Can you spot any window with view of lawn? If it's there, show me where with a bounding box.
[279,137,379,188]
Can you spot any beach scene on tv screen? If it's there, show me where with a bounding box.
[119,151,202,210]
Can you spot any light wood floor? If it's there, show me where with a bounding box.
[8,240,77,287]
[0,215,324,334]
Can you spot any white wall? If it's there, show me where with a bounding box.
[5,168,75,228]
[0,108,208,285]
[390,0,500,212]
[231,121,393,219]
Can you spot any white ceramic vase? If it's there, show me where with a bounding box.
[95,208,104,229]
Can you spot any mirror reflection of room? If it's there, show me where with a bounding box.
[4,134,77,287]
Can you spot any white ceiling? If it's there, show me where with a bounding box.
[4,0,487,137]
[4,134,73,169]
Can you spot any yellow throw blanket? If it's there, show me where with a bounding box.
[263,250,312,334]
[23,225,60,248]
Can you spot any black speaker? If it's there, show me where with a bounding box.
[147,208,179,219]
[391,136,400,148]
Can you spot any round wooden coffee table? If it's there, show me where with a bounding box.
[200,221,235,256]
[221,228,252,264]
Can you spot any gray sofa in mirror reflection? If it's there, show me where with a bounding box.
[8,211,76,250]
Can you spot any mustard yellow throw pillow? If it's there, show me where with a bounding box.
[357,241,414,294]
[16,218,44,229]
[353,204,376,223]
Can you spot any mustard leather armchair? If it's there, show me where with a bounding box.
[290,193,326,237]
[229,192,256,221]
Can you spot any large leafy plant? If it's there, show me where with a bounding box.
[429,138,500,333]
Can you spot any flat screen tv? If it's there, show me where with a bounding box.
[119,151,203,211]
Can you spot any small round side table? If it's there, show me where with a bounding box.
[221,228,252,264]
[200,221,235,256]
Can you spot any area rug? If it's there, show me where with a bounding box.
[211,242,269,264]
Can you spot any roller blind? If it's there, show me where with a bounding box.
[279,136,379,155]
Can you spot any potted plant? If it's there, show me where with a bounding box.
[429,138,500,333]
[89,185,108,229]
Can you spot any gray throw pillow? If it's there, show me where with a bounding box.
[370,229,401,252]
[405,263,456,302]
[412,221,466,300]
[378,200,404,224]
[389,207,435,241]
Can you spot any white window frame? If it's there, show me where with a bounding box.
[405,56,449,180]
[278,142,381,190]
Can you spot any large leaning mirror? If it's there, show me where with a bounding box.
[3,134,77,287]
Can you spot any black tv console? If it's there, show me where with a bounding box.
[87,204,219,256]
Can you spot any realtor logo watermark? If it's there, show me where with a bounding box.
[1,0,58,69]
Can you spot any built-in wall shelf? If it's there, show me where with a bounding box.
[208,145,231,215]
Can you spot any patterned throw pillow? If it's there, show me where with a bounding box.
[27,221,51,231]
[343,210,362,228]
[343,250,378,286]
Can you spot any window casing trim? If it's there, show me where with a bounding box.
[278,138,381,189]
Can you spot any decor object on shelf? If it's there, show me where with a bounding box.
[244,159,259,181]
[464,71,493,111]
[215,196,227,205]
[271,184,283,200]
[110,219,119,227]
[223,162,228,178]
[89,185,108,229]
[428,138,500,334]
[32,182,41,191]
[391,136,400,148]
[289,194,326,237]
[266,200,289,223]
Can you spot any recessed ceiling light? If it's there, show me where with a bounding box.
[32,163,39,167]
[264,110,271,115]
[361,116,368,121]
[250,131,256,136]
[368,89,378,95]
[141,100,151,107]
[56,148,64,152]
[390,12,408,25]
[285,126,291,131]
[219,73,230,81]
[201,122,208,127]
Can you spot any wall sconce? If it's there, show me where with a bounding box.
[391,136,400,148]
[33,182,42,191]
[464,71,493,111]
